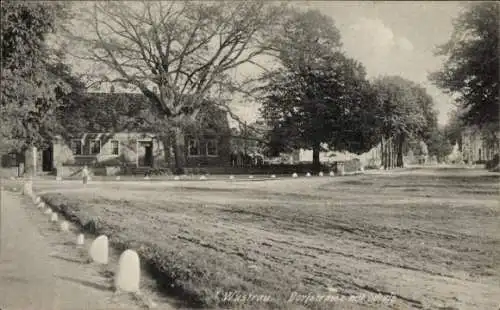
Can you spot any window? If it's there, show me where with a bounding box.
[110,140,119,155]
[206,139,218,156]
[8,153,17,166]
[89,140,101,155]
[71,140,82,155]
[188,138,200,156]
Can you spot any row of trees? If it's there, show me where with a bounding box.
[259,1,499,169]
[257,10,443,170]
[2,1,496,172]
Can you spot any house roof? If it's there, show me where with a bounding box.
[62,92,229,137]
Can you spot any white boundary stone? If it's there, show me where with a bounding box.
[60,221,69,232]
[115,249,141,293]
[306,172,311,177]
[23,181,32,195]
[329,171,335,177]
[89,235,109,264]
[44,208,52,215]
[174,176,180,180]
[50,213,58,223]
[249,175,254,179]
[319,172,324,177]
[292,173,298,178]
[271,174,276,178]
[76,233,85,246]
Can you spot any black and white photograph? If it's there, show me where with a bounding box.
[0,1,499,309]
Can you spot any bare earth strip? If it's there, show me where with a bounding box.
[31,168,500,310]
[0,190,146,310]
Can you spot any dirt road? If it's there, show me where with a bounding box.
[0,189,143,310]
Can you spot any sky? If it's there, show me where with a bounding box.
[65,1,467,127]
[230,1,466,126]
[298,1,465,126]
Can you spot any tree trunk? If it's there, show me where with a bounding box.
[397,134,404,167]
[161,136,172,168]
[392,138,396,168]
[386,137,390,170]
[392,138,397,169]
[24,145,37,177]
[312,143,321,173]
[173,127,185,175]
[385,137,389,170]
[388,137,393,169]
[381,137,386,170]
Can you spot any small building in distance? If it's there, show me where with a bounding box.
[461,125,500,164]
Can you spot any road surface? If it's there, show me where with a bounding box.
[0,188,141,310]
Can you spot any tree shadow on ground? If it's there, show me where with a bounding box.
[56,275,113,292]
[50,254,87,264]
[0,275,30,284]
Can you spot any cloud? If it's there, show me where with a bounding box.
[346,18,395,55]
[397,37,414,52]
[344,18,414,55]
[340,17,418,80]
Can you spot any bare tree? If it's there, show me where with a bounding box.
[65,0,287,171]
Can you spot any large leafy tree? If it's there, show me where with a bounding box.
[430,1,499,129]
[65,1,287,171]
[1,1,70,170]
[259,9,377,171]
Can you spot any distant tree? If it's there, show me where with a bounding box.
[430,1,499,129]
[444,108,467,148]
[65,1,287,172]
[1,1,71,173]
[419,141,429,157]
[372,76,436,168]
[426,128,453,163]
[259,9,377,171]
[230,120,269,156]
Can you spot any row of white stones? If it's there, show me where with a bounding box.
[52,169,352,183]
[191,171,344,181]
[23,182,141,294]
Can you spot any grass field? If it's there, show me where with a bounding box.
[22,168,500,309]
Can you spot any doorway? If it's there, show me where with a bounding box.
[138,141,154,167]
[42,145,53,172]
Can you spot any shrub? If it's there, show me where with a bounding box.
[343,158,362,172]
[486,153,499,171]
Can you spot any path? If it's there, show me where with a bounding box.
[0,188,142,310]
